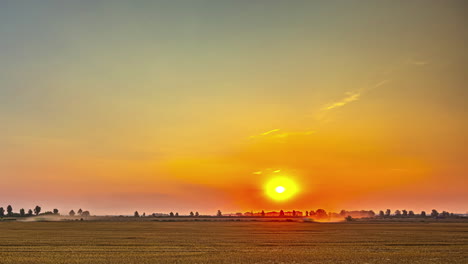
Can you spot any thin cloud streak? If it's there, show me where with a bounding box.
[251,129,315,139]
[323,80,390,111]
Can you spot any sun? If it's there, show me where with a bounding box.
[265,177,299,201]
[275,186,285,193]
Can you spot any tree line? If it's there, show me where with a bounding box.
[0,205,90,218]
[377,209,457,218]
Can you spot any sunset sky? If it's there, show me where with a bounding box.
[1,1,467,215]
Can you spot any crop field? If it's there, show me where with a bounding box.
[0,221,467,263]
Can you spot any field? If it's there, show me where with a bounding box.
[0,221,467,263]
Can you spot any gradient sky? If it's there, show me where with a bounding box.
[1,0,467,215]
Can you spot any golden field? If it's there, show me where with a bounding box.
[0,221,467,263]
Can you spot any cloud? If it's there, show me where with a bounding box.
[261,129,280,136]
[406,59,429,66]
[323,91,361,110]
[323,80,389,111]
[251,129,315,139]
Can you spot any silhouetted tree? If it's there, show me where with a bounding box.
[81,211,90,217]
[305,211,309,217]
[369,210,376,217]
[20,208,25,217]
[402,210,408,217]
[292,210,296,217]
[420,211,426,217]
[190,211,194,217]
[340,210,347,217]
[379,210,385,217]
[27,209,33,216]
[345,215,354,222]
[217,210,222,217]
[279,210,285,217]
[395,210,402,217]
[408,211,415,217]
[34,206,41,216]
[431,209,439,218]
[169,212,174,217]
[195,212,199,217]
[53,209,59,215]
[385,209,391,217]
[77,209,83,216]
[175,212,179,217]
[0,207,4,217]
[142,212,146,217]
[7,205,13,216]
[315,209,328,219]
[69,210,75,216]
[134,211,140,217]
[261,210,265,217]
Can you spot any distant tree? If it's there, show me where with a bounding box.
[19,208,25,217]
[134,211,140,217]
[261,210,265,217]
[0,207,4,217]
[175,212,179,217]
[402,210,408,217]
[53,209,59,215]
[379,210,385,217]
[368,210,376,217]
[315,209,328,219]
[279,210,285,217]
[339,210,347,217]
[408,211,415,217]
[385,209,391,217]
[420,211,426,217]
[169,212,174,217]
[431,209,439,218]
[395,210,402,217]
[34,206,41,216]
[345,215,354,222]
[305,211,309,217]
[195,212,199,217]
[142,213,146,217]
[190,211,194,217]
[441,211,450,217]
[7,205,13,216]
[81,211,90,217]
[292,210,296,217]
[217,210,222,217]
[77,209,83,216]
[27,209,33,216]
[69,210,75,216]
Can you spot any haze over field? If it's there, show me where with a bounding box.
[0,1,467,215]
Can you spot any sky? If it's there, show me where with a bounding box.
[1,0,467,215]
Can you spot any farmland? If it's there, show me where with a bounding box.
[0,221,467,263]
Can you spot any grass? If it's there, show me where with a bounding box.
[0,221,467,263]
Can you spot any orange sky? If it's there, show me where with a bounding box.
[1,1,467,214]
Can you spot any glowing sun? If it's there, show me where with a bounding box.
[265,177,299,201]
[275,186,285,193]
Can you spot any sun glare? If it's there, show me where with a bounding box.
[275,186,285,193]
[265,177,298,201]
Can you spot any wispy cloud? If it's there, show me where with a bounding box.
[406,58,429,66]
[251,129,314,139]
[323,91,361,110]
[261,129,280,136]
[323,80,389,111]
[252,169,282,175]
